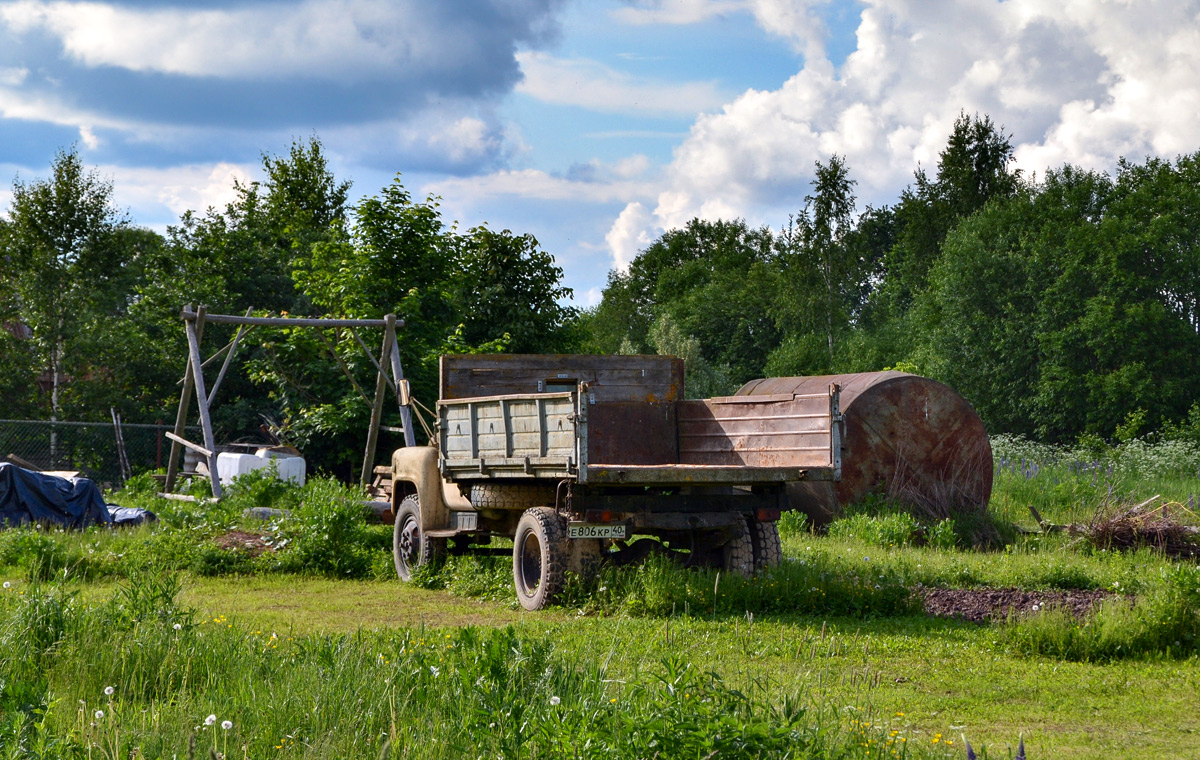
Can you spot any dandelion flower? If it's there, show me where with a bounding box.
[173,623,182,630]
[549,696,561,706]
[205,714,217,726]
[222,720,233,730]
[2,581,10,589]
[94,710,105,720]
[104,686,114,696]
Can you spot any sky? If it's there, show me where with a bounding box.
[2,0,1199,308]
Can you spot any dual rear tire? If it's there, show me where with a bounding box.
[512,507,569,611]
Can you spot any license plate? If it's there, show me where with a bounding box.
[568,522,626,539]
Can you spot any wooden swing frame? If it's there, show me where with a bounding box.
[162,304,415,500]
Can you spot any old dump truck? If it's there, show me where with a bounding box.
[390,355,842,610]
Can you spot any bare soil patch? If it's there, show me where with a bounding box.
[213,530,274,556]
[920,586,1117,624]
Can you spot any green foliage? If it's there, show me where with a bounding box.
[828,512,921,549]
[771,155,868,374]
[777,510,808,539]
[0,147,140,421]
[591,218,780,389]
[267,477,374,578]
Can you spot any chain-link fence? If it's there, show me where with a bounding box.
[0,419,199,486]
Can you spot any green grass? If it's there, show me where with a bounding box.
[1,437,1199,757]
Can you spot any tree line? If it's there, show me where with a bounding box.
[583,114,1200,445]
[2,116,1198,475]
[0,140,578,473]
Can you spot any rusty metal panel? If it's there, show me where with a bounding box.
[585,463,827,486]
[587,401,678,465]
[736,372,993,523]
[676,391,837,468]
[440,354,685,402]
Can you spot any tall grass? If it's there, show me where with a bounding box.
[0,575,937,759]
[1005,564,1200,661]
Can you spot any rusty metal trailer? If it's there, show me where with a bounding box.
[390,355,842,610]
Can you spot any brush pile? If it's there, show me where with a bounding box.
[1070,496,1200,558]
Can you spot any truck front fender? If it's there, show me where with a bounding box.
[391,447,450,533]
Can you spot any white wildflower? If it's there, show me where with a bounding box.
[222,720,233,730]
[205,714,217,726]
[2,581,10,589]
[550,696,561,706]
[94,710,104,720]
[173,623,182,631]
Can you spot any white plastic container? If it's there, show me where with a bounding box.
[216,452,306,486]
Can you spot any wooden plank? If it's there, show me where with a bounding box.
[360,324,392,487]
[164,431,214,458]
[158,492,201,502]
[166,305,204,492]
[185,306,223,499]
[440,354,684,401]
[4,453,41,470]
[182,311,401,328]
[386,316,416,448]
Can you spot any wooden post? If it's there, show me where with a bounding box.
[360,323,393,487]
[385,314,416,448]
[185,306,223,499]
[165,305,202,492]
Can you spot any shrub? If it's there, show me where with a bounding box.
[827,512,920,548]
[777,510,808,539]
[269,477,373,578]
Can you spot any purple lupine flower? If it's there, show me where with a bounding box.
[1015,737,1026,760]
[965,739,977,759]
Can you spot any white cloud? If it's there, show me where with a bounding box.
[425,161,657,206]
[613,0,827,57]
[0,67,28,86]
[580,286,603,308]
[516,51,728,116]
[628,0,1200,244]
[106,162,259,222]
[612,0,744,26]
[605,202,659,271]
[0,0,541,81]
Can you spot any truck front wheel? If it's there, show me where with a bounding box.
[512,507,568,610]
[393,495,445,581]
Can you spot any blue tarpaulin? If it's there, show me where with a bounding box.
[0,462,152,529]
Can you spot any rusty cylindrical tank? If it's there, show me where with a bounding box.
[736,372,993,526]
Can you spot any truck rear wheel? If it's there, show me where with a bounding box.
[721,518,756,577]
[393,495,445,581]
[512,507,568,610]
[747,518,782,571]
